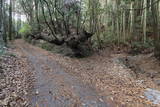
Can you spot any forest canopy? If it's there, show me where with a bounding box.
[0,0,160,57]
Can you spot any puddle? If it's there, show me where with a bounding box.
[144,88,160,104]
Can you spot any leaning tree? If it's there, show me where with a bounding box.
[20,0,94,56]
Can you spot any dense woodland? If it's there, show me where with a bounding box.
[0,0,160,56]
[1,0,160,106]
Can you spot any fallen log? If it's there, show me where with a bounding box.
[28,28,93,57]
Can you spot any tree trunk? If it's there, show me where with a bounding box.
[143,0,147,43]
[9,0,12,40]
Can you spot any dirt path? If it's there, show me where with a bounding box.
[14,40,112,107]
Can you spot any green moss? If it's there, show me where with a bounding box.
[41,42,53,51]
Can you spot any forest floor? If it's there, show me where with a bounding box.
[1,39,160,107]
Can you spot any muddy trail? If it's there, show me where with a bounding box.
[14,40,112,107]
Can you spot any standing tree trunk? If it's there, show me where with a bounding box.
[130,1,134,38]
[9,0,13,40]
[151,0,160,59]
[0,0,6,43]
[2,0,7,43]
[143,0,147,43]
[34,0,40,30]
[122,10,126,43]
[0,0,5,52]
[0,0,3,41]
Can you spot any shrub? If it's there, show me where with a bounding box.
[41,42,53,51]
[154,41,160,60]
[130,40,154,55]
[18,24,32,38]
